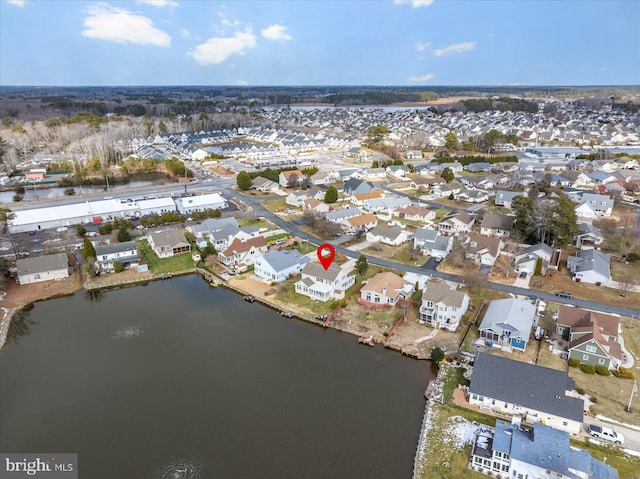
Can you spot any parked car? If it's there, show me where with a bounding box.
[555,291,572,299]
[588,424,624,445]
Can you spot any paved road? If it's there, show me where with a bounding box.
[237,190,640,319]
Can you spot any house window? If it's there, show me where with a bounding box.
[598,358,606,365]
[586,345,597,353]
[563,421,568,426]
[34,273,41,280]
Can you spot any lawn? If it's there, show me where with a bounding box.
[237,217,272,230]
[363,242,423,267]
[296,242,317,255]
[273,279,336,316]
[138,239,195,274]
[261,197,288,213]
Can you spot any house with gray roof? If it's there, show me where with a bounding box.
[187,217,239,239]
[567,248,611,286]
[468,353,584,435]
[574,192,614,219]
[575,223,604,248]
[515,243,553,275]
[470,420,618,479]
[479,298,537,352]
[480,212,514,237]
[253,250,310,284]
[494,190,524,208]
[438,210,475,236]
[342,178,373,196]
[147,230,190,258]
[418,279,469,331]
[252,176,279,192]
[365,225,412,246]
[95,241,139,273]
[413,227,453,259]
[295,262,355,302]
[17,253,69,285]
[325,207,362,224]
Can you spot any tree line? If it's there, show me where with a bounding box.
[432,154,518,166]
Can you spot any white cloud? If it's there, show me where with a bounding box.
[6,0,26,6]
[188,29,256,65]
[179,28,191,39]
[82,3,171,46]
[261,24,292,41]
[409,73,435,82]
[394,0,434,8]
[136,0,178,6]
[433,41,476,56]
[416,41,431,52]
[236,80,249,86]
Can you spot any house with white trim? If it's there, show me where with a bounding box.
[418,279,469,331]
[253,250,310,284]
[295,262,355,302]
[567,248,611,285]
[358,272,414,309]
[16,253,69,285]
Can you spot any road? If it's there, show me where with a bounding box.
[237,191,640,319]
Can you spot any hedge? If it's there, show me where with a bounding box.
[595,366,610,376]
[580,364,596,374]
[612,367,635,379]
[568,358,580,368]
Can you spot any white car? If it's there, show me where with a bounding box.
[588,424,624,445]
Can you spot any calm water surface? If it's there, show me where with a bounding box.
[0,276,433,478]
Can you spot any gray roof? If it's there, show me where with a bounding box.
[567,248,611,277]
[326,207,362,222]
[479,298,536,341]
[260,250,310,272]
[578,222,603,237]
[95,241,137,256]
[521,242,553,258]
[17,253,68,276]
[201,217,239,232]
[301,262,344,281]
[414,227,439,242]
[580,192,614,209]
[493,420,618,479]
[368,225,405,240]
[495,190,523,203]
[481,212,514,231]
[149,229,189,248]
[210,223,240,240]
[469,353,584,423]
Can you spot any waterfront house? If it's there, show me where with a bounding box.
[556,305,622,370]
[418,279,469,331]
[294,262,355,302]
[478,298,536,353]
[470,420,617,479]
[358,272,414,309]
[95,241,139,273]
[187,217,239,240]
[566,248,611,285]
[468,353,584,435]
[253,250,310,284]
[218,236,269,272]
[147,230,190,258]
[16,253,69,285]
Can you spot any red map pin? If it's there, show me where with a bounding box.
[317,243,336,270]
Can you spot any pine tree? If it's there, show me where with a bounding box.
[83,237,96,260]
[324,186,338,203]
[236,171,252,190]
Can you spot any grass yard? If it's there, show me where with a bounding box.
[296,242,317,255]
[261,197,288,213]
[273,279,336,316]
[535,342,568,371]
[237,217,272,230]
[363,243,423,267]
[138,240,195,274]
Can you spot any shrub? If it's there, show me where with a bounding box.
[330,301,341,310]
[341,300,348,308]
[595,366,610,376]
[612,367,635,379]
[576,387,586,395]
[113,261,125,273]
[568,358,580,368]
[590,396,598,404]
[430,346,445,363]
[580,364,596,375]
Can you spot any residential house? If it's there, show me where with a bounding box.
[175,193,227,215]
[302,198,330,214]
[556,305,622,370]
[465,234,503,266]
[575,223,604,248]
[393,205,435,223]
[253,250,311,284]
[418,279,469,331]
[325,207,362,225]
[432,183,462,199]
[363,196,412,215]
[342,178,374,196]
[386,164,410,178]
[479,298,537,352]
[188,217,239,240]
[147,230,190,258]
[438,211,475,236]
[358,272,414,309]
[279,169,306,188]
[480,212,514,237]
[218,236,269,272]
[361,167,387,179]
[567,248,611,285]
[515,243,553,274]
[337,169,362,181]
[310,170,336,186]
[455,189,489,204]
[343,213,378,234]
[252,176,279,193]
[365,225,411,246]
[574,193,614,218]
[494,190,524,208]
[404,150,423,160]
[468,352,584,435]
[409,177,445,191]
[16,253,69,285]
[351,190,385,206]
[413,227,453,259]
[295,262,355,302]
[95,241,139,273]
[470,420,618,479]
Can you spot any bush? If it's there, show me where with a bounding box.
[330,301,341,310]
[568,358,580,368]
[612,367,635,379]
[430,346,445,363]
[590,396,598,404]
[595,366,610,376]
[580,364,596,375]
[113,261,125,273]
[341,300,348,308]
[576,387,586,395]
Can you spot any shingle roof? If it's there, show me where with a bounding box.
[17,253,68,276]
[94,241,137,256]
[567,248,611,277]
[259,250,310,272]
[422,279,467,308]
[149,229,189,248]
[301,262,344,282]
[469,353,584,423]
[481,212,515,231]
[362,272,411,295]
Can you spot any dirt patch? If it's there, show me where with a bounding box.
[206,165,235,177]
[1,273,82,310]
[84,268,155,288]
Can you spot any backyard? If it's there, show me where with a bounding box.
[138,239,195,274]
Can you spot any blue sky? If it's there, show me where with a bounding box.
[1,0,639,86]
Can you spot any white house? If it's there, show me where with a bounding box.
[413,227,453,259]
[567,248,611,285]
[358,272,414,309]
[147,230,190,258]
[365,225,411,246]
[16,253,69,285]
[394,205,435,223]
[574,193,614,218]
[175,193,228,215]
[418,279,469,331]
[465,234,503,266]
[279,169,306,188]
[253,250,310,284]
[218,236,269,272]
[438,211,475,236]
[94,241,139,273]
[515,243,553,274]
[295,262,355,302]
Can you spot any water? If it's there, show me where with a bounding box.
[0,276,433,478]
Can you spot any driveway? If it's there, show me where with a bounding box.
[512,273,532,288]
[421,257,440,271]
[585,418,640,453]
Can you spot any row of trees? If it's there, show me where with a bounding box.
[511,194,578,246]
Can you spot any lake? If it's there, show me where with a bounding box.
[0,276,433,478]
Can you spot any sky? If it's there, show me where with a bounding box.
[1,0,639,86]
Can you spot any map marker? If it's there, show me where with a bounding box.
[317,243,336,270]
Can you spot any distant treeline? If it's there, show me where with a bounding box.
[460,97,538,113]
[247,166,319,182]
[432,155,518,166]
[325,91,439,105]
[612,102,640,113]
